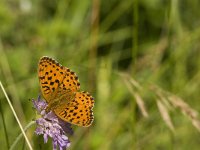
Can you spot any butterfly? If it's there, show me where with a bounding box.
[38,56,94,127]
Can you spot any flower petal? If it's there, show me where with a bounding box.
[33,97,71,149]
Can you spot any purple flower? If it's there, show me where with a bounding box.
[32,96,73,150]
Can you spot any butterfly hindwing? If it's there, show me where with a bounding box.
[54,91,94,127]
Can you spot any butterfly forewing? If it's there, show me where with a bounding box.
[59,68,80,93]
[69,92,94,107]
[38,56,66,102]
[38,57,80,100]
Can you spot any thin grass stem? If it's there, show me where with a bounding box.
[10,121,35,150]
[0,81,33,150]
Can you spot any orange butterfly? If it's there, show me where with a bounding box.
[38,56,94,127]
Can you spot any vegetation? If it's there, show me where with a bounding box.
[0,0,200,149]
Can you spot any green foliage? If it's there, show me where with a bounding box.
[0,0,200,149]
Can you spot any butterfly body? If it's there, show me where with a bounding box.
[38,56,94,127]
[45,89,74,110]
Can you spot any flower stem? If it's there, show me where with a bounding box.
[10,121,35,150]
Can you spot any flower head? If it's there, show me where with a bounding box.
[32,96,73,150]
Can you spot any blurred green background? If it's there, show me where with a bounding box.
[0,0,200,149]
